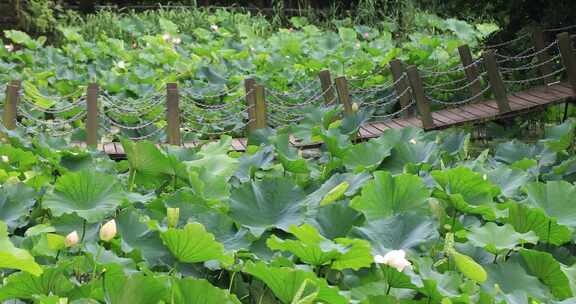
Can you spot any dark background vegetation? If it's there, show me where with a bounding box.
[3,0,576,40]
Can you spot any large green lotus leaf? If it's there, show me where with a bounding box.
[342,139,392,171]
[380,139,439,173]
[267,224,372,270]
[233,145,274,182]
[486,166,532,198]
[541,118,575,152]
[524,181,576,228]
[0,182,36,232]
[494,140,556,168]
[104,268,169,304]
[349,213,439,255]
[273,133,310,174]
[0,221,42,276]
[229,176,305,237]
[244,261,348,304]
[160,222,233,265]
[432,166,500,205]
[302,172,370,213]
[117,208,173,266]
[161,189,251,251]
[0,266,73,301]
[42,169,124,223]
[350,171,430,220]
[466,222,538,254]
[502,201,572,246]
[437,129,470,156]
[415,257,463,301]
[169,277,241,304]
[122,139,187,187]
[313,201,362,239]
[482,261,550,301]
[520,249,573,300]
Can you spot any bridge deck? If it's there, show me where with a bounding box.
[97,82,575,158]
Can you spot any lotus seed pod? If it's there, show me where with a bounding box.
[167,207,180,228]
[352,102,359,112]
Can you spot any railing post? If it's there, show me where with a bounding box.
[166,83,181,145]
[86,83,99,147]
[532,27,555,85]
[389,59,412,116]
[406,66,434,129]
[254,85,267,129]
[334,76,353,116]
[318,70,336,105]
[2,80,20,130]
[244,78,257,132]
[458,45,483,103]
[483,50,511,113]
[557,32,576,96]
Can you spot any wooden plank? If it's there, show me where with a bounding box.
[357,126,374,139]
[237,138,248,150]
[114,142,124,155]
[511,92,549,105]
[525,89,566,104]
[390,118,413,128]
[103,143,117,155]
[399,116,422,128]
[457,103,491,117]
[430,112,453,125]
[369,122,390,132]
[230,139,245,151]
[548,83,574,96]
[443,107,477,120]
[507,95,537,109]
[380,120,404,129]
[466,103,499,117]
[361,124,383,137]
[434,109,467,123]
[183,141,197,148]
[509,93,543,106]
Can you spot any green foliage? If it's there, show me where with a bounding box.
[0,116,574,303]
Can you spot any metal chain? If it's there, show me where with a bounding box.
[101,92,165,115]
[267,84,333,109]
[265,80,321,98]
[180,83,243,99]
[371,99,416,119]
[543,24,576,33]
[20,106,87,127]
[181,119,251,136]
[424,76,469,89]
[484,33,530,49]
[503,67,566,84]
[426,84,491,106]
[426,72,487,93]
[495,40,558,62]
[102,111,164,130]
[350,73,406,94]
[20,95,86,114]
[500,53,562,73]
[180,90,251,110]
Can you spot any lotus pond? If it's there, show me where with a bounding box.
[0,107,575,303]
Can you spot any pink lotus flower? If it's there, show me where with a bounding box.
[162,33,172,41]
[4,44,14,52]
[363,32,369,39]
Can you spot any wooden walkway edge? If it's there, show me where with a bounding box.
[95,82,575,159]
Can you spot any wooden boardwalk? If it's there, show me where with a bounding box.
[99,82,575,158]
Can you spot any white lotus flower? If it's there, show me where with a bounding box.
[116,61,126,69]
[1,155,9,162]
[162,33,172,41]
[99,219,117,242]
[355,42,361,49]
[374,250,411,272]
[352,102,359,113]
[172,37,182,45]
[409,138,417,144]
[64,231,79,247]
[4,44,14,52]
[210,24,219,31]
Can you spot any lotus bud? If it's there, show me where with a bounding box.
[64,231,79,247]
[363,32,369,39]
[167,207,180,228]
[374,249,411,272]
[409,138,417,144]
[355,42,361,49]
[99,219,117,242]
[288,27,294,32]
[351,102,359,112]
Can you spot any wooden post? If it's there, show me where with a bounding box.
[166,83,181,145]
[458,45,483,103]
[389,59,412,115]
[334,76,353,116]
[2,80,20,130]
[254,85,267,129]
[483,50,511,113]
[86,83,99,147]
[532,27,555,85]
[406,66,434,129]
[557,32,576,96]
[318,70,336,105]
[244,78,257,132]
